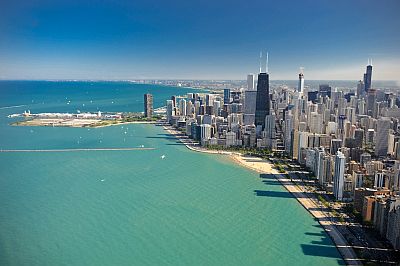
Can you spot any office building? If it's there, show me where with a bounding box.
[224,88,231,104]
[298,68,304,94]
[375,118,390,157]
[255,72,270,128]
[144,93,153,118]
[166,100,174,123]
[247,74,255,90]
[364,61,373,92]
[333,151,346,201]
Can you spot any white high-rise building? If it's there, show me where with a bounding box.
[298,68,304,94]
[333,151,346,201]
[200,124,212,141]
[247,74,255,90]
[179,99,187,116]
[297,131,309,162]
[284,114,293,154]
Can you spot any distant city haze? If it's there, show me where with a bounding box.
[0,0,399,80]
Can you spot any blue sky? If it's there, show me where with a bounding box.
[0,0,399,80]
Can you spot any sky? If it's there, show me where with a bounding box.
[0,0,399,80]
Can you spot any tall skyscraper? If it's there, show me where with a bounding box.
[255,53,270,128]
[375,118,391,157]
[333,151,346,201]
[144,93,153,118]
[298,68,304,93]
[364,60,373,92]
[255,72,270,128]
[247,74,255,90]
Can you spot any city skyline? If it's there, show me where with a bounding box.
[1,0,400,81]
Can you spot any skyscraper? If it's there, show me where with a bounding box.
[364,61,373,92]
[254,52,271,128]
[264,113,275,139]
[298,68,304,93]
[254,51,270,128]
[375,117,391,157]
[318,84,332,98]
[223,88,231,104]
[243,90,257,125]
[166,99,174,123]
[144,93,153,118]
[247,74,255,90]
[333,151,346,201]
[255,72,270,128]
[179,98,187,116]
[284,113,293,155]
[357,80,365,98]
[366,88,377,117]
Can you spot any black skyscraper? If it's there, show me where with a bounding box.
[364,64,372,92]
[255,72,270,128]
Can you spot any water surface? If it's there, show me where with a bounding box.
[0,81,343,265]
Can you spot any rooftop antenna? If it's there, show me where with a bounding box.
[300,67,304,74]
[370,58,372,66]
[259,51,262,73]
[266,52,269,73]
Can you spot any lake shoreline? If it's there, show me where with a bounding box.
[163,124,360,265]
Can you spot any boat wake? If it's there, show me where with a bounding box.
[0,105,27,110]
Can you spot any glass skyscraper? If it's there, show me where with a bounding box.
[255,72,270,128]
[364,64,373,92]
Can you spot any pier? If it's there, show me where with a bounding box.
[0,147,155,153]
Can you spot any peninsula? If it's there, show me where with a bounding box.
[9,110,162,128]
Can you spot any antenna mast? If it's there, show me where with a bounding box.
[266,52,269,73]
[259,51,262,73]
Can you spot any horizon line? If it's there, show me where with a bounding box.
[0,78,398,82]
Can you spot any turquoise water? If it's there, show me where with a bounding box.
[0,81,343,265]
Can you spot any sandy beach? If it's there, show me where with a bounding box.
[231,154,360,265]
